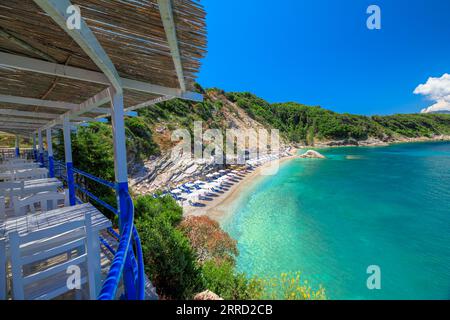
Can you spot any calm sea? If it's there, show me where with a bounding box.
[222,142,450,299]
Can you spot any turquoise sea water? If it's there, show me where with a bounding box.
[222,142,450,300]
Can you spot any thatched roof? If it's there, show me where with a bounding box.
[0,0,207,135]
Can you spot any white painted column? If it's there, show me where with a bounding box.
[63,118,76,206]
[38,129,44,166]
[108,86,136,299]
[109,88,128,184]
[46,129,53,157]
[46,128,54,178]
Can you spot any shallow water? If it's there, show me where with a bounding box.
[222,142,450,299]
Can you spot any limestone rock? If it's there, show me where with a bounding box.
[194,290,223,300]
[298,150,326,159]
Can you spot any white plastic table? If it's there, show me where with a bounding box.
[0,203,112,299]
[22,178,63,196]
[0,178,63,198]
[0,168,48,181]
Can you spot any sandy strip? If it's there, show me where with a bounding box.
[183,155,297,222]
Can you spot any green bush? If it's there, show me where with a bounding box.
[226,92,450,143]
[261,272,327,300]
[201,261,327,300]
[134,195,182,226]
[137,216,202,299]
[125,117,160,160]
[201,260,264,300]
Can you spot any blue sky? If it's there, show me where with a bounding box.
[197,0,450,115]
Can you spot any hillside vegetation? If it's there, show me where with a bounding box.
[225,92,450,144]
[129,87,450,151]
[5,86,450,160]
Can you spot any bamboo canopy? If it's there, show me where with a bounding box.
[0,0,207,135]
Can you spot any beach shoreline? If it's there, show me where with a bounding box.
[183,154,298,222]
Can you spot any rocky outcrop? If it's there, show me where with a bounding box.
[298,150,326,159]
[130,146,293,194]
[194,290,223,300]
[129,91,292,194]
[129,150,223,194]
[314,134,450,148]
[326,138,360,146]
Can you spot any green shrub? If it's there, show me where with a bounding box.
[137,217,202,299]
[261,272,327,300]
[134,195,182,226]
[201,261,327,300]
[201,260,264,300]
[125,117,160,160]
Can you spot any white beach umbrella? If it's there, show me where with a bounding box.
[194,180,205,185]
[209,181,220,188]
[171,189,183,194]
[186,193,199,201]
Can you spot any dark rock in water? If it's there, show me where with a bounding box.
[298,150,326,159]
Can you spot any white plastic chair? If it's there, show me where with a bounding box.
[13,190,69,216]
[0,163,39,171]
[14,168,47,181]
[9,213,97,300]
[0,181,24,212]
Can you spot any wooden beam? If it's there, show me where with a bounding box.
[0,109,62,119]
[158,0,186,91]
[0,110,95,124]
[0,94,77,110]
[0,129,33,136]
[0,95,111,114]
[0,122,41,129]
[0,52,203,102]
[0,117,49,125]
[40,88,111,129]
[33,0,123,92]
[126,95,174,112]
[92,107,110,114]
[0,27,57,63]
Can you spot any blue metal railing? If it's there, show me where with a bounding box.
[70,167,145,300]
[72,167,116,189]
[74,183,118,215]
[100,236,117,255]
[98,191,137,299]
[53,160,67,182]
[48,162,145,299]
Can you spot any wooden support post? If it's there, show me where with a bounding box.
[63,118,76,206]
[46,128,54,178]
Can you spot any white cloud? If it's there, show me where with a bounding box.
[414,73,450,113]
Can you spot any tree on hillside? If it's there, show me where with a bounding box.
[179,216,238,265]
